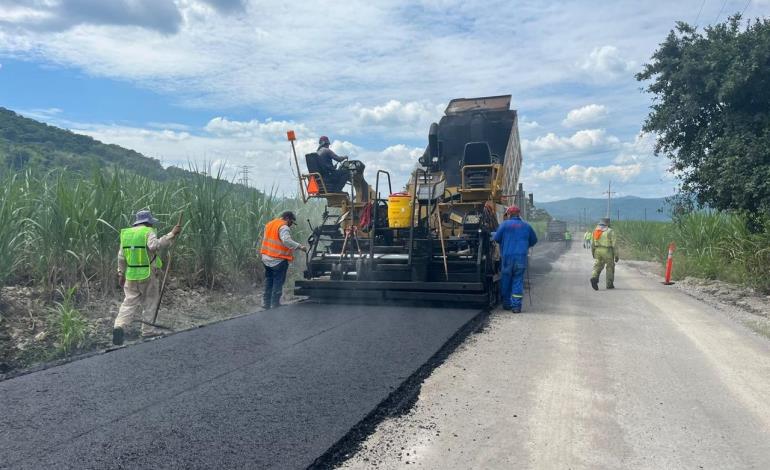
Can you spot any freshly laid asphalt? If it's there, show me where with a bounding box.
[0,303,480,469]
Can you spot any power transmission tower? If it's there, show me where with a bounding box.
[239,165,251,187]
[604,180,616,218]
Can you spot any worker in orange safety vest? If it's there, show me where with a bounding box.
[260,211,307,309]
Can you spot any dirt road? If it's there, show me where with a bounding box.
[341,244,770,469]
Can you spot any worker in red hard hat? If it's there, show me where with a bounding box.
[493,205,537,313]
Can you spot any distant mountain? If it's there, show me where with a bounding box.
[0,107,174,180]
[536,196,671,222]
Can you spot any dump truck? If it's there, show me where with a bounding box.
[546,219,567,241]
[287,95,523,307]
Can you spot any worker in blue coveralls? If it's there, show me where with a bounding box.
[493,205,538,313]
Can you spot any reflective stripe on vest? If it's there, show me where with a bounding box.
[120,226,162,281]
[260,218,293,261]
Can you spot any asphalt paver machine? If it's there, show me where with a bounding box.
[288,95,523,307]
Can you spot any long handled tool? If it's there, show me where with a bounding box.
[434,213,449,281]
[152,213,183,326]
[525,250,534,307]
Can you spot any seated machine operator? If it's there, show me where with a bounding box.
[317,135,349,192]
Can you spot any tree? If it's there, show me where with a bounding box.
[637,15,770,218]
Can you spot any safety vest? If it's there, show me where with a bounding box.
[593,227,615,248]
[120,226,162,281]
[260,218,294,261]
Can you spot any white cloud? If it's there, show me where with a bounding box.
[562,104,608,127]
[524,128,620,155]
[532,163,642,185]
[0,1,683,119]
[204,116,312,140]
[580,45,635,81]
[520,117,540,130]
[354,100,442,126]
[66,117,424,195]
[612,131,656,164]
[347,100,445,138]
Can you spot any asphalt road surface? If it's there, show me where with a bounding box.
[0,303,481,469]
[341,243,770,469]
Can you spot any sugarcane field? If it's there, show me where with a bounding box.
[2,2,770,469]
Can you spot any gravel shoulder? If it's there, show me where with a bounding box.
[339,246,770,469]
[623,259,770,340]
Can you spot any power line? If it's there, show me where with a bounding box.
[741,0,752,16]
[694,0,707,26]
[715,0,728,23]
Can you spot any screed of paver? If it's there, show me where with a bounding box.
[339,246,770,470]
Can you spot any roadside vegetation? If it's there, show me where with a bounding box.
[622,15,770,295]
[0,166,316,366]
[0,166,314,297]
[614,213,770,293]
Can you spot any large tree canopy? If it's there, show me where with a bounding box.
[637,15,770,216]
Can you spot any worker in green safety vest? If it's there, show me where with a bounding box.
[590,217,618,291]
[583,230,592,249]
[564,230,572,249]
[113,210,181,345]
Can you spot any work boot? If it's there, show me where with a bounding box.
[112,327,124,346]
[607,283,615,289]
[512,307,522,313]
[590,278,599,291]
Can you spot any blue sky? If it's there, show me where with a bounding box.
[1,0,768,200]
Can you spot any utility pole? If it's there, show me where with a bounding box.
[644,207,647,221]
[617,208,620,221]
[603,180,616,218]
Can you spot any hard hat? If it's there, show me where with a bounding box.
[318,136,330,147]
[600,217,611,225]
[505,205,521,216]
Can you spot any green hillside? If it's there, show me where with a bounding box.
[536,196,671,223]
[0,107,171,179]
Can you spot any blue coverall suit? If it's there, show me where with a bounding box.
[493,217,538,310]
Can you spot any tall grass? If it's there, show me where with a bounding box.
[49,285,88,355]
[0,173,25,291]
[615,211,770,292]
[0,167,317,297]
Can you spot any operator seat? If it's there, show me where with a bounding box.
[304,153,328,194]
[461,142,493,189]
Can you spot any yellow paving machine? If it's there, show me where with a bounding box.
[287,95,523,307]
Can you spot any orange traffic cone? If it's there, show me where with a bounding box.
[307,175,319,195]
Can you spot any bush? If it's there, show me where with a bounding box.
[615,211,770,293]
[50,286,89,355]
